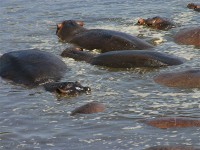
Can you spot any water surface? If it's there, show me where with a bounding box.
[0,0,200,150]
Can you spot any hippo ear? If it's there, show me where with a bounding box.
[76,21,84,26]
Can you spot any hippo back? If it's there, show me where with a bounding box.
[0,49,68,87]
[174,27,200,47]
[90,50,184,68]
[71,29,153,52]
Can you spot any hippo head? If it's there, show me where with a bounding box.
[43,81,91,97]
[187,3,197,9]
[61,47,94,62]
[56,20,84,42]
[137,16,174,30]
[187,3,200,11]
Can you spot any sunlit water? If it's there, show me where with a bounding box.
[0,0,200,150]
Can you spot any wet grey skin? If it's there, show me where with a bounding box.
[61,48,185,68]
[0,49,91,96]
[137,16,176,30]
[56,20,154,53]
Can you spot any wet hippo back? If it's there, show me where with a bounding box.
[142,117,200,129]
[71,29,153,52]
[0,49,68,87]
[154,69,200,88]
[174,27,200,47]
[89,50,184,68]
[145,145,200,150]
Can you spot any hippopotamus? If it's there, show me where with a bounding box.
[154,69,200,88]
[56,20,153,53]
[141,117,200,129]
[174,27,200,47]
[61,48,185,68]
[137,16,176,30]
[0,49,91,96]
[145,146,200,150]
[187,3,200,12]
[71,102,105,115]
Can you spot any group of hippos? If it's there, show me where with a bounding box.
[0,2,200,150]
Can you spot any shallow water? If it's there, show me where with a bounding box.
[0,0,200,150]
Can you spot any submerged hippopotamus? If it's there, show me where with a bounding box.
[56,20,153,53]
[71,102,105,116]
[145,146,200,150]
[174,27,200,47]
[187,3,200,12]
[141,117,200,129]
[137,16,176,30]
[0,49,90,96]
[154,69,200,88]
[61,48,184,68]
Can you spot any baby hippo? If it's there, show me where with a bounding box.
[137,16,175,30]
[56,20,153,53]
[187,3,200,12]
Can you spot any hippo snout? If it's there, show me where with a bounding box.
[137,18,146,25]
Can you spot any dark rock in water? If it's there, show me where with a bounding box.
[144,145,200,150]
[174,27,200,47]
[56,20,153,53]
[154,69,200,88]
[0,49,91,96]
[71,102,105,115]
[137,16,176,30]
[141,117,200,129]
[61,48,185,68]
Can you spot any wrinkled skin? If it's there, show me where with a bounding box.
[0,49,91,96]
[137,16,175,30]
[144,145,200,150]
[174,27,200,47]
[56,20,153,53]
[154,69,200,88]
[61,48,185,68]
[187,3,200,12]
[142,117,200,129]
[71,102,105,115]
